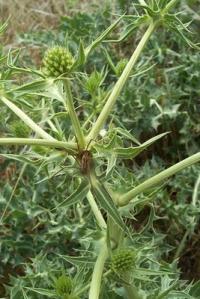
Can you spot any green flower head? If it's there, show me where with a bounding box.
[55,275,73,297]
[111,249,136,274]
[10,120,30,138]
[43,46,74,77]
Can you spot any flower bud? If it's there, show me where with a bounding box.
[43,46,74,77]
[9,120,30,138]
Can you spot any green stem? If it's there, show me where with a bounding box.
[89,239,108,299]
[0,138,76,154]
[124,284,143,299]
[87,21,157,142]
[63,79,85,149]
[0,96,55,140]
[76,270,111,296]
[87,191,107,229]
[119,153,200,206]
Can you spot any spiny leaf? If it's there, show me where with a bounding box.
[57,253,96,267]
[72,40,86,69]
[51,180,89,210]
[23,287,55,297]
[90,179,130,236]
[98,132,169,159]
[85,14,124,57]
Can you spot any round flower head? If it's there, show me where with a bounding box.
[55,275,73,297]
[10,120,30,138]
[43,46,74,77]
[111,249,136,274]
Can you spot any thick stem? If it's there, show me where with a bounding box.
[0,138,76,154]
[87,191,107,229]
[119,153,200,206]
[0,96,55,140]
[63,80,85,149]
[87,21,157,142]
[124,284,143,299]
[89,239,108,299]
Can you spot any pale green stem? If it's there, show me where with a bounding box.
[75,270,112,297]
[192,174,200,206]
[0,138,76,154]
[0,96,55,141]
[63,80,85,149]
[87,191,107,229]
[124,285,143,299]
[119,153,200,206]
[87,21,157,142]
[89,239,108,299]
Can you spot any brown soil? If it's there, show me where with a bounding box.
[178,228,200,282]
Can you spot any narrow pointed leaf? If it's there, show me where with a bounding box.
[24,287,55,297]
[85,15,124,57]
[8,79,53,95]
[113,132,169,159]
[72,40,86,69]
[52,180,89,210]
[58,253,96,267]
[91,181,129,235]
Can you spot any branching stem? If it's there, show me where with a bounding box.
[87,21,157,142]
[119,153,200,206]
[87,191,107,229]
[0,138,76,154]
[89,239,108,299]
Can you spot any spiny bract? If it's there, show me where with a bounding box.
[111,249,136,273]
[43,46,74,77]
[55,275,73,297]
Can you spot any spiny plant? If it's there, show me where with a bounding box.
[0,1,200,299]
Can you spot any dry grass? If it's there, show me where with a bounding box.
[0,0,102,45]
[0,0,105,66]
